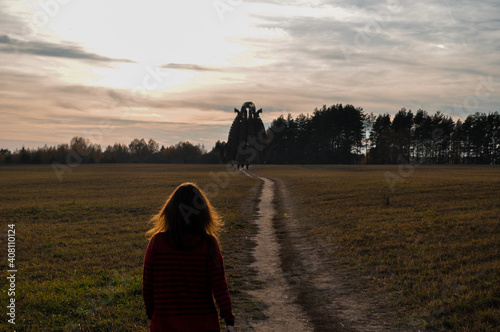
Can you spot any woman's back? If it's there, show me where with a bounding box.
[143,232,234,332]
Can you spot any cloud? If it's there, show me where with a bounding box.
[242,1,500,108]
[0,35,134,63]
[161,63,220,72]
[1,0,500,151]
[0,99,232,151]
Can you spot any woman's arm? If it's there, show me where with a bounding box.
[209,238,235,327]
[142,237,155,319]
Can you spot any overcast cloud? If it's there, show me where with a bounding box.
[0,0,499,150]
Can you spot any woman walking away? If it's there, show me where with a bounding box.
[143,182,235,332]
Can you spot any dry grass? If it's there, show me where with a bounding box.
[253,165,500,331]
[2,164,498,331]
[0,164,262,331]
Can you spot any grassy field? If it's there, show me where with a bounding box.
[1,164,499,331]
[0,164,262,331]
[253,165,500,331]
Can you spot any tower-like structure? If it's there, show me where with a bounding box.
[227,102,266,163]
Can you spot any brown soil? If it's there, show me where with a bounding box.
[246,176,313,331]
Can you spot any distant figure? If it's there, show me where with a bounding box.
[226,102,267,163]
[143,183,235,332]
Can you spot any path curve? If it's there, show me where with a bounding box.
[244,173,313,331]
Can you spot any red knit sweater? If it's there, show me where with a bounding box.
[142,232,235,331]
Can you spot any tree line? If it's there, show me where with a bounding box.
[0,137,219,165]
[261,104,499,165]
[1,104,499,165]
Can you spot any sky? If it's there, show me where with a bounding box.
[0,0,499,151]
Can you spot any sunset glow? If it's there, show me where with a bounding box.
[0,0,499,150]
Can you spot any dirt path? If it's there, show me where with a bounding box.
[240,170,404,331]
[271,178,404,332]
[245,174,313,331]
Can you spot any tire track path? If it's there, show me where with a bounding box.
[244,173,312,331]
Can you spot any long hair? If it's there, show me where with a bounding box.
[146,182,222,251]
